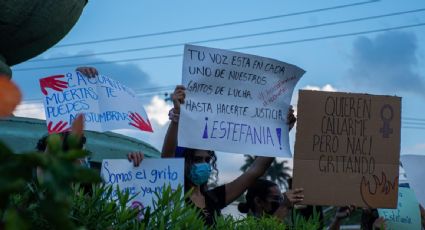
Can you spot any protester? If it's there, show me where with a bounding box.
[237,179,304,221]
[161,85,296,225]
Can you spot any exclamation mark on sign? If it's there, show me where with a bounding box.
[276,128,282,150]
[202,117,209,139]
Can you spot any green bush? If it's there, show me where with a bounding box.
[0,136,321,230]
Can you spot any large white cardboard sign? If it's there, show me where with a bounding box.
[178,45,305,157]
[39,72,153,133]
[101,159,184,209]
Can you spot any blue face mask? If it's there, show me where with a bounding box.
[189,163,211,186]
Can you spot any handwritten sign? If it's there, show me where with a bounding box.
[178,44,305,157]
[100,159,184,209]
[39,72,153,133]
[378,187,421,230]
[293,90,401,208]
[401,154,425,208]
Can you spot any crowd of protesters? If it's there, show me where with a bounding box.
[31,67,425,230]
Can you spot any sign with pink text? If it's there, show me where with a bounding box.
[178,44,305,157]
[39,72,153,133]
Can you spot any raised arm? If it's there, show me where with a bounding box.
[224,106,296,204]
[161,85,185,158]
[224,156,273,205]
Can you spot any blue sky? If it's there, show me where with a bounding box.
[11,0,425,183]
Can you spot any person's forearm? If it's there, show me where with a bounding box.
[161,121,179,158]
[248,156,274,178]
[274,206,290,221]
[328,218,341,230]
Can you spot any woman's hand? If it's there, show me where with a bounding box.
[287,105,296,130]
[335,205,355,220]
[76,66,99,78]
[127,151,144,167]
[172,85,186,114]
[373,217,387,230]
[283,188,304,208]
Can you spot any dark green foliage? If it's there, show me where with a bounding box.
[215,214,287,230]
[291,207,322,230]
[0,134,101,230]
[0,136,322,229]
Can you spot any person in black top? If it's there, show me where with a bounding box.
[162,85,296,225]
[238,179,304,221]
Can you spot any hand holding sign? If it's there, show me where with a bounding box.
[76,66,98,78]
[127,151,144,167]
[283,188,304,208]
[100,159,184,210]
[129,112,153,132]
[287,105,296,131]
[172,85,186,114]
[179,45,305,157]
[40,71,152,134]
[39,75,68,95]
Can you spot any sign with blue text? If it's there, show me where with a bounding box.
[378,187,421,230]
[401,154,425,208]
[179,44,305,157]
[39,72,153,133]
[101,159,184,210]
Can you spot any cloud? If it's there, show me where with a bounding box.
[346,31,425,95]
[291,83,338,110]
[13,102,45,119]
[403,143,425,155]
[146,96,173,126]
[303,84,337,92]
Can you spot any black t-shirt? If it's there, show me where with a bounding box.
[191,185,227,226]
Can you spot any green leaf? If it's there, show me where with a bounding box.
[4,208,30,230]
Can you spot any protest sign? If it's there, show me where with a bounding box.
[178,44,305,157]
[293,90,401,208]
[39,72,153,133]
[101,158,184,210]
[401,154,425,207]
[378,187,421,230]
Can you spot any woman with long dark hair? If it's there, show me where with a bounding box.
[238,179,303,218]
[161,85,296,225]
